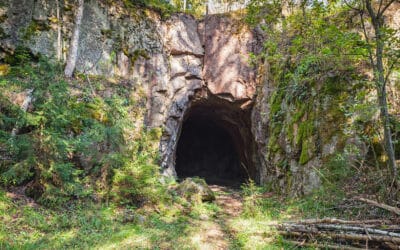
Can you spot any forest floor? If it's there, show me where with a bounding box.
[190,185,243,249]
[0,184,292,249]
[1,181,395,249]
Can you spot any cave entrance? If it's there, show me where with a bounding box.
[175,101,255,187]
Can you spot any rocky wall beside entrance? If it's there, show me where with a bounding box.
[0,0,363,194]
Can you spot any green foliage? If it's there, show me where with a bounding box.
[122,0,177,18]
[4,46,35,65]
[241,179,265,217]
[248,1,366,180]
[130,49,150,65]
[0,56,165,207]
[22,20,50,40]
[111,130,166,206]
[170,0,206,17]
[325,147,357,184]
[0,186,221,249]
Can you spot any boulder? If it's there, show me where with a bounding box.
[176,177,215,203]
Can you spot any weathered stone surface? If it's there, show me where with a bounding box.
[76,1,112,75]
[201,15,259,102]
[176,177,215,202]
[170,55,202,79]
[1,0,371,196]
[0,0,33,58]
[288,159,321,195]
[163,14,204,56]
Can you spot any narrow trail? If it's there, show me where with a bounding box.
[193,185,244,250]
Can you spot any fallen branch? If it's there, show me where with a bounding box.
[283,239,367,250]
[281,223,400,238]
[279,230,400,245]
[287,218,392,225]
[356,197,400,216]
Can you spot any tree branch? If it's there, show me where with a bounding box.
[355,197,400,216]
[359,11,375,69]
[343,0,362,12]
[365,0,376,22]
[378,0,396,18]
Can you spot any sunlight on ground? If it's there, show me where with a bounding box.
[99,229,152,249]
[229,216,279,249]
[0,186,332,249]
[188,220,228,250]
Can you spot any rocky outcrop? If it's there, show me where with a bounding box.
[0,0,369,196]
[0,0,287,190]
[200,15,258,104]
[1,0,260,180]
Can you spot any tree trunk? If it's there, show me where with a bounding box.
[64,0,84,78]
[364,0,398,188]
[56,0,62,61]
[378,84,398,185]
[373,18,398,188]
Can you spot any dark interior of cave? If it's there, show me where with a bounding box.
[175,110,248,187]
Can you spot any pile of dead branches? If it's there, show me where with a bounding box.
[276,198,400,249]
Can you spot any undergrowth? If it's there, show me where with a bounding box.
[0,187,226,249]
[0,51,166,207]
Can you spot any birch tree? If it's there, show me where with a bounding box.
[346,0,400,188]
[56,0,62,61]
[64,0,84,77]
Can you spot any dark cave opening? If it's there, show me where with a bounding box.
[175,102,253,187]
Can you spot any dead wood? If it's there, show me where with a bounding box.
[283,239,369,250]
[281,223,400,238]
[356,197,400,216]
[279,230,400,244]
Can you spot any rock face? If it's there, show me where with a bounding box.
[158,13,263,181]
[0,0,366,195]
[200,15,258,103]
[0,0,261,181]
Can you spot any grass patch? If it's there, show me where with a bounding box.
[0,187,228,249]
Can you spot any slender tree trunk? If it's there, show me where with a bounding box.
[64,0,84,78]
[368,4,398,187]
[379,86,398,181]
[56,0,62,61]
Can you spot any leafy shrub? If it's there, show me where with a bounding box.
[0,55,166,207]
[241,180,264,217]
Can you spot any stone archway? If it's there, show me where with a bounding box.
[153,13,265,185]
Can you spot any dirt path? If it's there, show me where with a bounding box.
[192,185,243,250]
[211,185,243,217]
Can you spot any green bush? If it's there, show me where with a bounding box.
[0,55,166,207]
